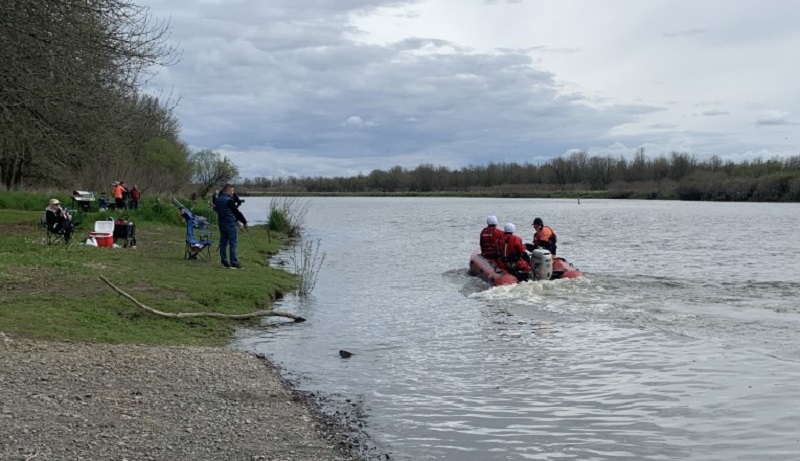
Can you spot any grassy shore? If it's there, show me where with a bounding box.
[0,194,298,346]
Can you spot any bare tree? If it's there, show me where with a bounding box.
[190,149,240,197]
[0,0,181,190]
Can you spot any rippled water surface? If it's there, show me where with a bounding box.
[236,198,800,460]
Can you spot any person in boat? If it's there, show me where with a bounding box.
[498,223,531,282]
[531,217,557,255]
[479,215,504,260]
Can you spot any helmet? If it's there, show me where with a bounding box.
[532,217,543,227]
[487,215,498,226]
[503,223,516,233]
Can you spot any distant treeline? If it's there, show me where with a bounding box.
[240,150,800,201]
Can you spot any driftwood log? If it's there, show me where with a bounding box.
[100,276,305,322]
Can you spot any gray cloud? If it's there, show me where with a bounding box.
[648,123,679,129]
[141,0,800,178]
[145,1,642,177]
[699,110,729,117]
[756,111,791,126]
[610,104,666,116]
[663,28,706,38]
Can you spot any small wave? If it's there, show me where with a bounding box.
[469,277,595,302]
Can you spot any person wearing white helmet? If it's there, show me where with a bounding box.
[498,222,531,282]
[479,215,504,260]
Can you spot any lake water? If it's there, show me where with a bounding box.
[236,197,800,461]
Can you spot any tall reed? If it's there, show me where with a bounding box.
[290,238,326,297]
[266,197,309,238]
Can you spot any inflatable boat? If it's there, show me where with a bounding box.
[468,248,584,286]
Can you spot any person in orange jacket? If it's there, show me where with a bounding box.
[479,215,504,260]
[531,217,557,255]
[112,181,126,210]
[497,223,531,282]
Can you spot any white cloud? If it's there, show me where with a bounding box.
[756,110,792,126]
[140,0,800,178]
[342,116,379,127]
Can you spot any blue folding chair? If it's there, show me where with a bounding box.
[179,206,210,228]
[185,218,213,261]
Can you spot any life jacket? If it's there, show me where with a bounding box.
[498,233,530,271]
[534,225,557,254]
[479,226,504,258]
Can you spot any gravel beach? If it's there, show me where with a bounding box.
[0,333,368,461]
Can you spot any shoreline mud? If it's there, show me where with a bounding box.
[0,333,381,461]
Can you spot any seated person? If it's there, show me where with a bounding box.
[531,217,557,255]
[497,223,532,282]
[479,215,504,260]
[98,193,109,211]
[45,198,74,242]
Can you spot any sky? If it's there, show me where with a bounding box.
[140,0,800,179]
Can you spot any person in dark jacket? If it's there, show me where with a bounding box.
[98,193,109,212]
[214,184,248,268]
[231,186,244,208]
[45,198,74,242]
[129,185,140,210]
[479,215,504,260]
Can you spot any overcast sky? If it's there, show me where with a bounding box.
[141,0,800,179]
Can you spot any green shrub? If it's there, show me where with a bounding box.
[0,191,67,211]
[267,197,308,238]
[268,208,288,233]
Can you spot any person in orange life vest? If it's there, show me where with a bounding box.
[479,215,504,260]
[531,217,557,255]
[497,223,532,281]
[112,181,126,210]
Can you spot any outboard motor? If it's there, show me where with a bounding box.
[531,249,553,281]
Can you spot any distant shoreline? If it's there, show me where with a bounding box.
[239,190,797,202]
[245,191,608,199]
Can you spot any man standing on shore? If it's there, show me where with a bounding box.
[214,183,248,269]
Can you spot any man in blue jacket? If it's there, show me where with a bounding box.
[214,183,248,268]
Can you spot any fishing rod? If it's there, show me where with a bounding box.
[243,226,267,266]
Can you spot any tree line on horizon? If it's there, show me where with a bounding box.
[239,149,800,202]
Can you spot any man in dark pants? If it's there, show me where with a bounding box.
[214,183,248,269]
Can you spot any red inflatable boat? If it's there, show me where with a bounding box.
[468,248,584,286]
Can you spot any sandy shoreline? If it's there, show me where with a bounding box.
[0,333,373,461]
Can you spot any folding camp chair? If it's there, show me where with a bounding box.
[41,213,66,245]
[179,206,210,229]
[185,218,213,261]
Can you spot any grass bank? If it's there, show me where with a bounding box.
[0,194,298,346]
